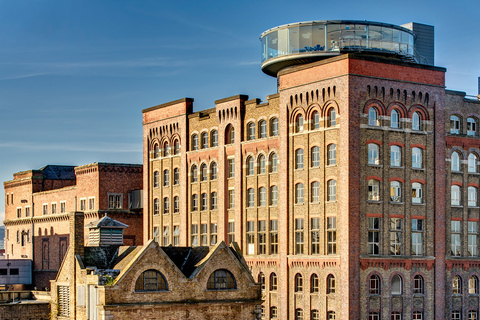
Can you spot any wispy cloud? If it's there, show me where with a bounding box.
[0,141,141,153]
[0,72,48,81]
[234,61,259,67]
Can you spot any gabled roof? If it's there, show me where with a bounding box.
[161,246,210,278]
[39,165,76,180]
[85,215,128,229]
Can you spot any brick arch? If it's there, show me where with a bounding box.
[366,176,383,182]
[322,100,340,117]
[386,102,407,118]
[150,138,161,151]
[411,179,426,185]
[468,183,480,188]
[388,272,405,295]
[408,104,429,121]
[467,148,480,159]
[449,147,467,159]
[289,107,306,124]
[451,181,463,187]
[389,177,405,183]
[363,99,386,116]
[306,103,321,120]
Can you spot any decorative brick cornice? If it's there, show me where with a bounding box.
[360,258,434,271]
[445,259,480,271]
[287,257,340,269]
[245,258,279,269]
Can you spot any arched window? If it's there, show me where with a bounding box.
[270,273,278,291]
[469,275,478,294]
[469,153,478,173]
[211,130,218,147]
[173,139,180,155]
[246,156,254,175]
[258,155,266,174]
[270,307,278,319]
[328,108,336,127]
[192,134,199,150]
[271,118,279,136]
[153,171,159,188]
[311,181,320,203]
[200,164,208,181]
[311,146,320,167]
[311,309,319,320]
[412,111,422,131]
[295,309,303,320]
[207,269,236,290]
[163,142,169,156]
[259,187,266,206]
[368,107,378,126]
[468,117,477,136]
[258,272,265,291]
[295,149,304,169]
[310,274,319,293]
[135,270,168,291]
[259,120,267,138]
[173,168,180,185]
[296,114,304,133]
[391,275,402,295]
[390,109,399,128]
[247,122,255,140]
[451,185,461,206]
[469,186,477,207]
[295,183,304,204]
[226,125,235,144]
[191,165,198,183]
[270,153,278,173]
[452,275,462,294]
[153,198,159,215]
[311,111,320,129]
[451,152,461,171]
[327,144,336,165]
[413,275,424,294]
[368,144,379,165]
[412,147,423,169]
[450,115,461,134]
[294,273,303,292]
[163,169,169,187]
[412,182,423,203]
[390,181,401,202]
[201,132,209,149]
[390,145,401,167]
[326,311,335,320]
[368,180,380,201]
[327,274,336,294]
[154,144,160,158]
[327,180,336,202]
[210,162,217,180]
[369,274,380,294]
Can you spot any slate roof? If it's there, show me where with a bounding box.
[85,215,128,229]
[39,165,76,180]
[161,246,210,278]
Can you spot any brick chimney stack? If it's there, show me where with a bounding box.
[69,212,84,256]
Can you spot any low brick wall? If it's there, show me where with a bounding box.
[0,301,50,320]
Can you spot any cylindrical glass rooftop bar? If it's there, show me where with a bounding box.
[260,20,416,76]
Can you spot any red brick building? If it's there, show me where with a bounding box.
[141,20,480,320]
[3,163,143,289]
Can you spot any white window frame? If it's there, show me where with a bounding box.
[412,183,423,204]
[390,145,401,167]
[368,108,378,126]
[108,193,123,209]
[451,152,461,171]
[412,147,423,169]
[88,197,95,210]
[390,109,399,128]
[451,185,461,206]
[468,117,477,136]
[450,115,461,134]
[469,187,478,207]
[368,144,379,165]
[469,153,478,173]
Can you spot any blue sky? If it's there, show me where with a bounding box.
[1,0,479,223]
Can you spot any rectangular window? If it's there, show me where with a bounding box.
[327,217,336,254]
[228,158,235,178]
[43,204,48,215]
[451,220,462,256]
[163,226,169,246]
[108,194,122,209]
[390,146,401,167]
[191,224,198,246]
[210,223,217,245]
[270,186,278,206]
[412,219,423,256]
[25,206,30,217]
[247,189,255,207]
[259,187,266,206]
[201,224,208,246]
[247,221,255,255]
[174,196,179,213]
[201,193,207,211]
[228,222,235,244]
[258,220,266,254]
[173,226,180,246]
[80,199,86,211]
[228,190,235,209]
[60,201,66,213]
[368,217,380,255]
[211,192,217,210]
[295,218,304,255]
[51,203,57,214]
[390,218,403,255]
[270,220,278,254]
[163,170,169,187]
[16,208,21,218]
[174,168,180,185]
[191,194,198,211]
[368,144,379,165]
[88,198,95,210]
[311,217,320,254]
[451,311,461,320]
[468,221,478,257]
[153,227,159,243]
[295,149,304,169]
[163,197,170,214]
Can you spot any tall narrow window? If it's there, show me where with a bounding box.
[368,108,378,126]
[413,275,424,294]
[200,164,207,181]
[451,221,462,256]
[369,275,380,294]
[201,193,207,211]
[412,147,423,169]
[153,198,159,215]
[295,309,303,320]
[258,220,266,254]
[390,145,401,167]
[259,120,267,138]
[246,156,254,175]
[163,169,169,186]
[211,162,217,180]
[412,219,424,256]
[469,153,478,173]
[173,139,180,154]
[295,219,304,255]
[412,111,422,131]
[174,196,179,213]
[228,158,235,178]
[468,221,478,257]
[211,192,217,210]
[200,224,208,245]
[327,144,336,165]
[327,217,336,254]
[154,144,160,158]
[191,194,198,211]
[295,149,304,169]
[451,152,461,171]
[258,155,266,174]
[311,146,320,167]
[368,144,379,165]
[228,222,235,243]
[247,123,255,140]
[270,273,277,291]
[327,274,336,294]
[294,273,303,292]
[201,132,208,149]
[311,181,320,203]
[191,224,198,246]
[469,275,478,294]
[391,275,402,295]
[412,183,423,204]
[312,111,320,129]
[270,220,278,254]
[191,165,198,183]
[163,226,169,245]
[154,171,159,188]
[390,181,402,202]
[163,197,169,214]
[174,168,179,185]
[311,218,320,254]
[368,217,380,255]
[450,115,461,134]
[247,188,255,207]
[271,118,279,136]
[452,275,462,294]
[164,142,169,156]
[270,185,278,206]
[451,185,461,206]
[469,186,478,207]
[328,108,336,127]
[247,221,254,255]
[390,109,399,128]
[368,180,380,201]
[259,187,266,206]
[211,130,218,147]
[228,190,235,208]
[270,153,278,173]
[226,126,235,144]
[468,117,477,136]
[173,226,180,246]
[192,134,199,150]
[295,183,304,204]
[296,114,304,133]
[311,274,319,293]
[327,180,336,202]
[390,218,403,255]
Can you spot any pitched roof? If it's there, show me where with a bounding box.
[39,165,76,180]
[84,215,128,229]
[160,246,210,278]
